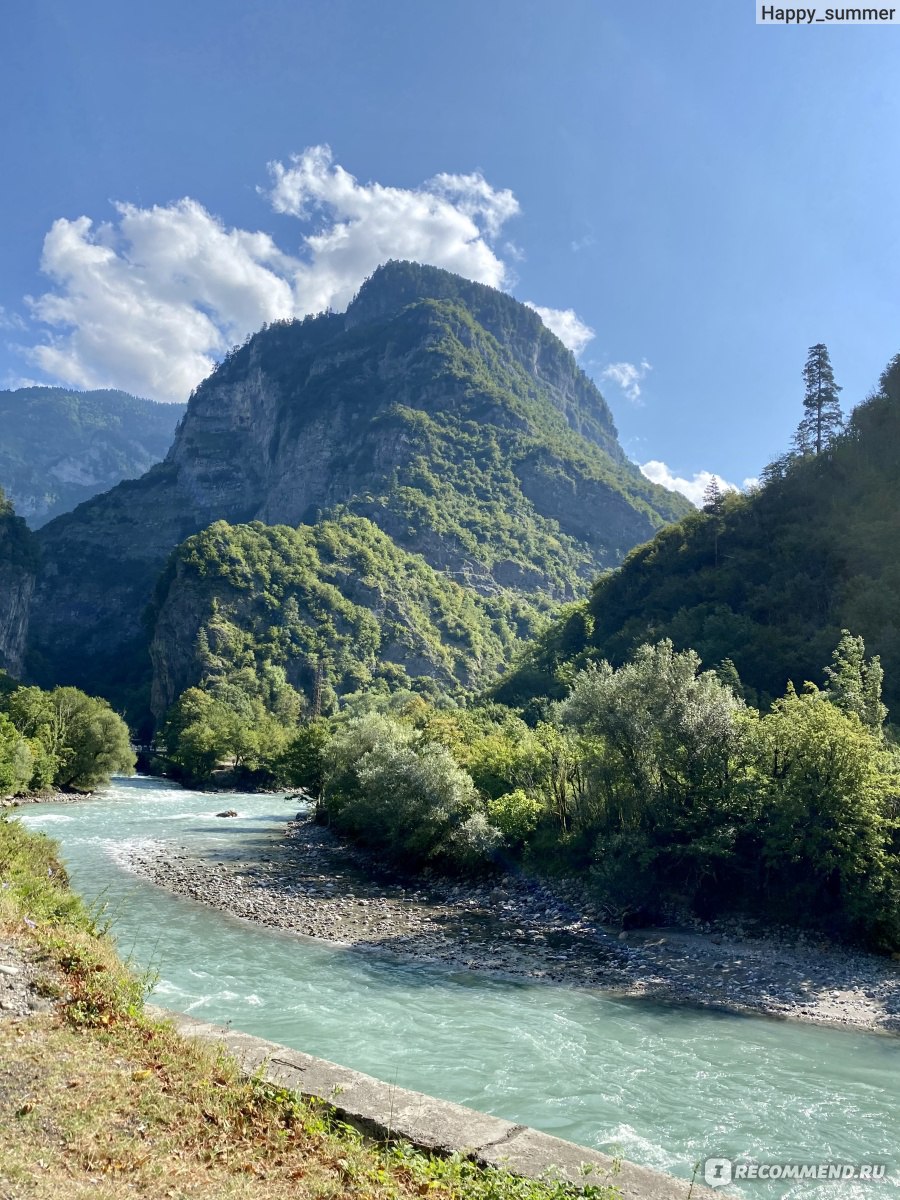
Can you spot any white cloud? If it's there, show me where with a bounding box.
[640,460,748,506]
[26,146,547,403]
[524,303,595,355]
[28,202,301,403]
[601,359,652,404]
[570,234,596,253]
[264,147,517,310]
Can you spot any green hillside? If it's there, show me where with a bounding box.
[495,353,900,714]
[149,514,546,720]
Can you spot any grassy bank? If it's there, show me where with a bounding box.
[0,814,620,1200]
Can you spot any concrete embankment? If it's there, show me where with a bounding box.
[159,1007,717,1200]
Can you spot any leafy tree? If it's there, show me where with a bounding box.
[158,688,232,779]
[823,629,887,735]
[159,684,293,783]
[560,641,747,828]
[1,684,134,793]
[277,720,331,795]
[0,713,35,795]
[48,688,135,791]
[794,343,843,456]
[320,713,498,869]
[559,641,752,905]
[750,685,900,946]
[486,789,542,847]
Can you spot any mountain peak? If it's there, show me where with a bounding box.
[346,261,536,332]
[27,261,690,713]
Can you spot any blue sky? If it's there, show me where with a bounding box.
[2,0,898,500]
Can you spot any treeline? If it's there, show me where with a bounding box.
[0,675,135,795]
[160,631,900,950]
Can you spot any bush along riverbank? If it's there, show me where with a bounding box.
[0,813,625,1200]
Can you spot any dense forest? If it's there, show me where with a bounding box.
[495,351,900,714]
[149,514,547,717]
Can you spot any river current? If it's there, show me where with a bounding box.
[17,776,899,1198]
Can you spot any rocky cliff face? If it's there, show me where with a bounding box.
[28,262,690,711]
[0,497,37,678]
[0,565,33,679]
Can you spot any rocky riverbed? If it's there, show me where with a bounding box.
[122,811,900,1035]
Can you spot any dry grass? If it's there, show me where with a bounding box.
[0,1008,426,1199]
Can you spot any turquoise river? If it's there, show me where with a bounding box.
[16,777,899,1199]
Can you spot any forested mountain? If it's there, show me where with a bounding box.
[0,388,184,526]
[149,515,544,721]
[496,353,900,714]
[27,262,689,720]
[0,489,37,677]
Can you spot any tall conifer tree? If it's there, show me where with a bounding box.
[794,343,843,456]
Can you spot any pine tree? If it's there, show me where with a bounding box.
[701,476,725,513]
[702,477,726,567]
[794,343,843,456]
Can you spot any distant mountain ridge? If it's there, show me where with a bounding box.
[0,387,185,526]
[26,262,690,718]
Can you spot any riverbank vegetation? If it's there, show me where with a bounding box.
[0,675,134,796]
[157,628,900,952]
[0,815,618,1200]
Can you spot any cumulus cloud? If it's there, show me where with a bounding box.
[601,359,652,404]
[524,303,595,356]
[26,146,551,403]
[29,203,301,402]
[640,460,748,506]
[265,148,519,313]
